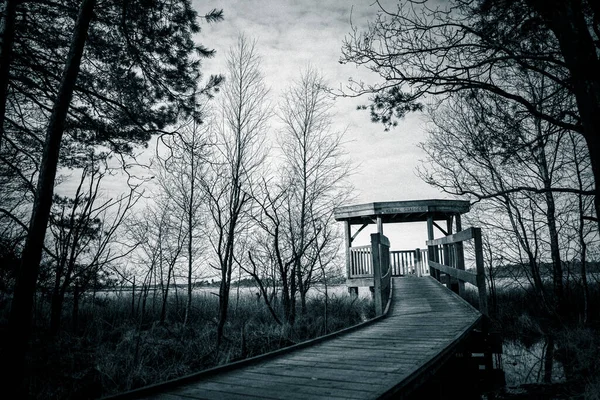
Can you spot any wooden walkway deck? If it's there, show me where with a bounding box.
[120,277,481,399]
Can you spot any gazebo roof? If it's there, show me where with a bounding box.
[334,199,470,225]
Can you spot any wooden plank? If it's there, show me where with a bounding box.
[149,395,207,400]
[428,261,477,285]
[170,385,271,399]
[426,227,475,246]
[266,358,408,374]
[298,346,440,360]
[241,364,404,386]
[201,376,368,400]
[225,371,383,393]
[282,354,415,370]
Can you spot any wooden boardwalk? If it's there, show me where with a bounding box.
[120,276,481,400]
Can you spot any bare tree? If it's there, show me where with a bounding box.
[203,35,269,346]
[156,118,210,325]
[45,154,143,334]
[244,68,351,328]
[419,87,596,318]
[278,66,351,315]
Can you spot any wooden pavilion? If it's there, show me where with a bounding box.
[334,199,470,294]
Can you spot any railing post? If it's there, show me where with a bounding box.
[473,227,489,317]
[455,215,466,297]
[371,233,383,316]
[442,243,450,286]
[415,248,422,277]
[427,216,435,278]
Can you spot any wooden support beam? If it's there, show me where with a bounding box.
[351,223,369,242]
[427,216,435,278]
[344,221,351,279]
[455,214,466,297]
[415,248,422,277]
[376,216,383,235]
[432,220,448,236]
[371,233,383,316]
[446,216,453,236]
[446,216,458,293]
[473,227,489,317]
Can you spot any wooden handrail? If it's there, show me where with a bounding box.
[427,227,488,317]
[428,261,476,286]
[426,227,476,246]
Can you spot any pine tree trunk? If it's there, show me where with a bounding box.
[0,0,18,151]
[2,0,96,391]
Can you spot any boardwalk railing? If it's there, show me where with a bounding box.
[426,227,488,316]
[371,233,391,316]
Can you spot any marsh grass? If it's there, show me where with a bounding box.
[3,288,374,399]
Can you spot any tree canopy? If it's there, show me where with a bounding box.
[340,0,600,228]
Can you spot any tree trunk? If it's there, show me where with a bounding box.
[3,0,95,391]
[536,132,564,310]
[49,289,65,335]
[531,0,600,234]
[543,335,555,383]
[131,276,136,318]
[184,140,195,326]
[296,260,307,315]
[572,133,590,324]
[49,263,65,335]
[0,0,18,151]
[160,264,173,325]
[584,135,600,234]
[216,275,230,347]
[72,282,80,333]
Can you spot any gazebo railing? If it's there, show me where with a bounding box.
[349,245,373,277]
[349,247,428,278]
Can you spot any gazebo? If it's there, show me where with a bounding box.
[334,199,470,295]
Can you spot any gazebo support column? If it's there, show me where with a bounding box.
[427,215,436,278]
[345,220,358,297]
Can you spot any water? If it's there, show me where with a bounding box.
[503,340,565,387]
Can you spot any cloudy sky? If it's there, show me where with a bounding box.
[191,0,446,247]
